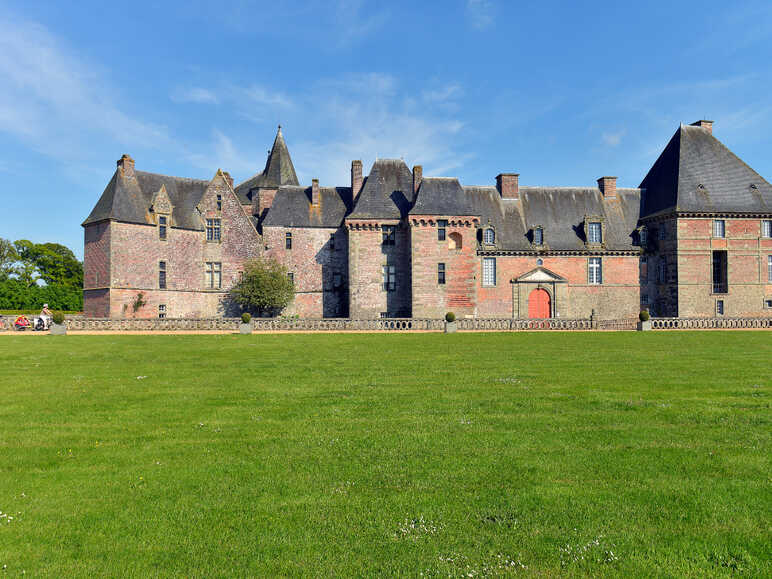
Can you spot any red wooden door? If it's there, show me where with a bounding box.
[528,288,551,318]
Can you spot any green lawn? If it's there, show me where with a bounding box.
[0,332,769,577]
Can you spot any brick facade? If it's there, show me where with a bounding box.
[84,123,772,321]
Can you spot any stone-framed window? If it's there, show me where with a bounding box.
[206,218,221,241]
[657,258,666,284]
[768,255,772,282]
[639,226,648,246]
[532,226,544,246]
[716,299,725,316]
[382,225,396,246]
[482,257,496,286]
[588,257,602,285]
[438,262,446,285]
[641,294,649,306]
[287,272,294,284]
[762,220,772,238]
[216,194,222,211]
[713,219,726,238]
[763,297,772,310]
[159,261,167,289]
[205,262,222,289]
[158,304,166,319]
[382,265,396,291]
[712,251,728,293]
[158,215,168,240]
[437,220,447,241]
[483,227,495,245]
[285,231,292,250]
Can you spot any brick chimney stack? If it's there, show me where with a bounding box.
[691,119,714,133]
[496,173,519,200]
[351,160,363,203]
[597,176,617,199]
[311,178,320,206]
[117,154,135,177]
[413,165,423,195]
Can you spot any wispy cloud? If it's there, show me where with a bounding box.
[601,129,626,147]
[0,14,169,160]
[332,0,390,47]
[170,87,220,104]
[466,0,495,30]
[188,129,259,176]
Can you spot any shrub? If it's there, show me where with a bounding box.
[639,309,650,321]
[241,312,252,324]
[52,311,65,325]
[445,312,456,323]
[229,258,295,316]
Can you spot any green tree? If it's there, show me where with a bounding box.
[229,258,294,315]
[0,238,19,280]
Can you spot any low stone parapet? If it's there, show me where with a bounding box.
[651,317,772,329]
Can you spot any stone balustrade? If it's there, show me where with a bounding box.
[1,315,769,332]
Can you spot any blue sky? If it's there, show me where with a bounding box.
[2,0,772,258]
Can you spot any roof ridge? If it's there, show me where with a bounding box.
[135,170,209,183]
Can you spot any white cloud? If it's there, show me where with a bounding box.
[170,87,220,104]
[0,15,169,160]
[188,129,259,177]
[242,85,294,108]
[602,129,626,147]
[466,0,494,30]
[331,0,390,47]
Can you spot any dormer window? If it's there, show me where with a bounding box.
[533,227,543,246]
[588,222,602,244]
[483,227,495,245]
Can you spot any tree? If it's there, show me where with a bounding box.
[0,238,19,280]
[229,257,294,315]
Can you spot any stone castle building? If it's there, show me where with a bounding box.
[83,121,772,320]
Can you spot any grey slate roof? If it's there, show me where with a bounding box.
[461,186,642,252]
[348,159,415,219]
[234,126,299,204]
[410,177,477,216]
[263,186,352,228]
[640,123,772,216]
[83,170,210,230]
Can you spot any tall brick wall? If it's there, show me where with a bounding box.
[410,217,477,318]
[84,221,111,290]
[347,220,412,318]
[640,217,679,317]
[676,217,772,317]
[264,226,349,317]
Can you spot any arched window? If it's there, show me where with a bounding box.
[448,231,462,250]
[483,228,495,245]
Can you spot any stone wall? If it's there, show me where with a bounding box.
[675,217,772,317]
[264,225,348,318]
[410,217,477,318]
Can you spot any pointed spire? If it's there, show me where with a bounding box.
[262,125,299,187]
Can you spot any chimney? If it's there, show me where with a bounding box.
[597,176,617,199]
[311,178,320,206]
[413,165,423,195]
[691,119,714,133]
[351,160,363,202]
[496,173,519,200]
[117,154,135,177]
[222,171,234,189]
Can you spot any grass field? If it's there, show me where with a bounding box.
[0,332,769,577]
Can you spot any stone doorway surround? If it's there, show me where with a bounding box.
[510,266,568,319]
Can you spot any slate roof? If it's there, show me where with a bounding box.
[234,126,299,204]
[262,186,352,228]
[410,177,476,216]
[460,186,642,252]
[640,123,772,216]
[83,169,210,230]
[348,159,415,219]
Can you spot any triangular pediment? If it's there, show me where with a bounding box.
[514,266,566,283]
[150,184,173,215]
